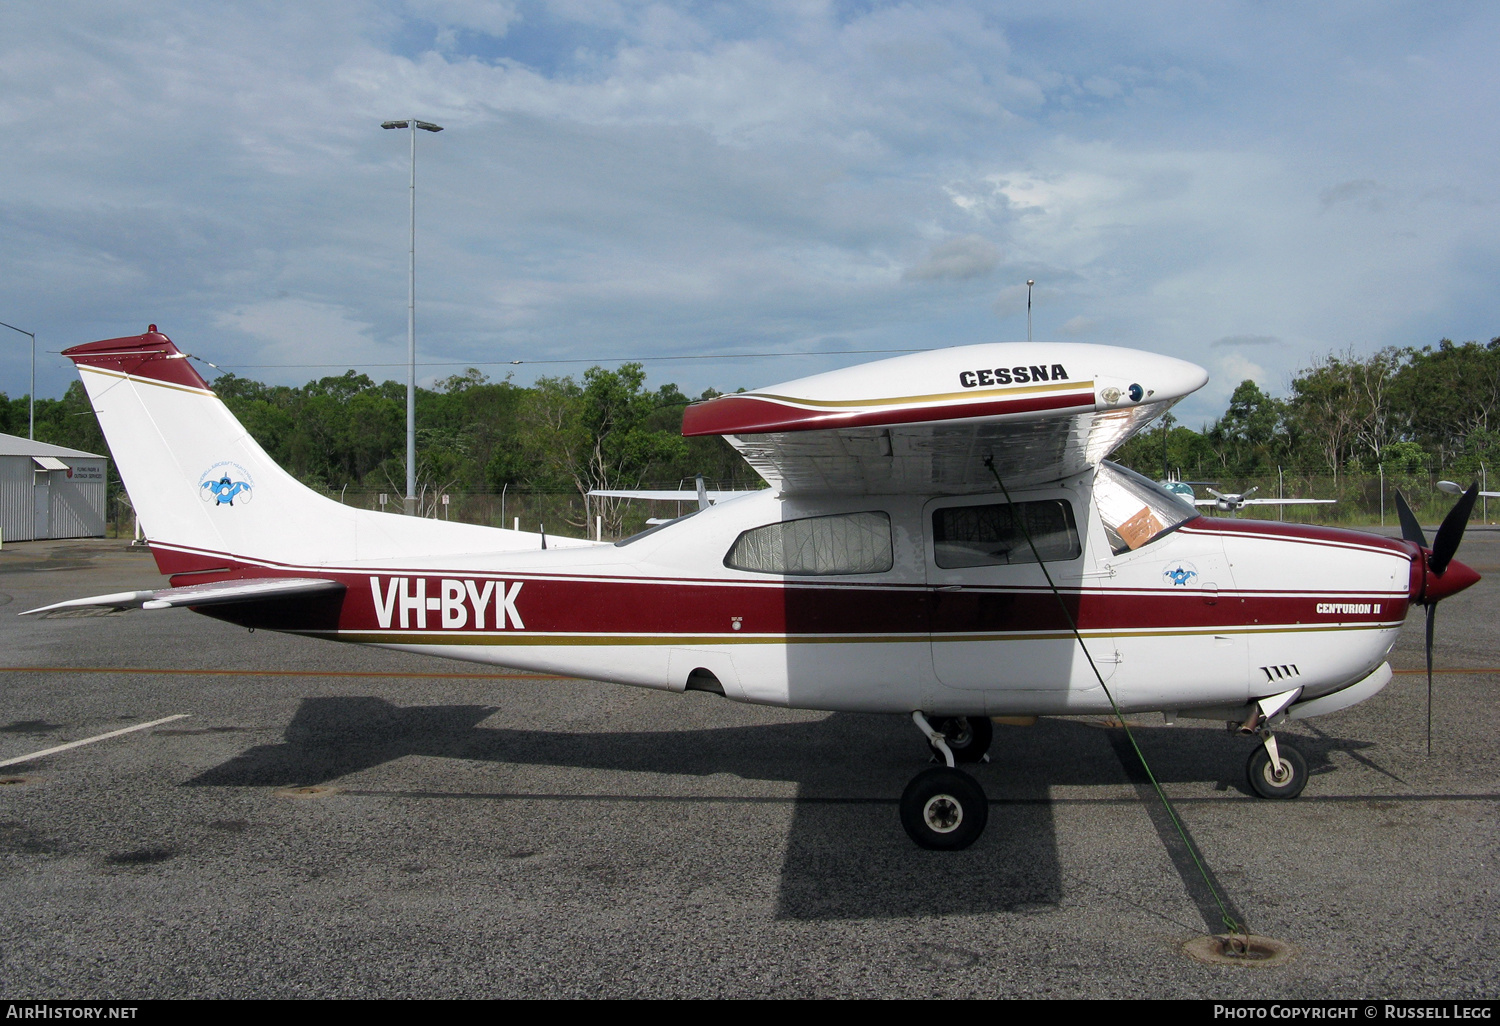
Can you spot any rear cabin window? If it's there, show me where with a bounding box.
[932,499,1081,568]
[725,511,893,575]
[1094,461,1197,555]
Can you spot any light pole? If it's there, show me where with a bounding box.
[381,118,443,515]
[1025,280,1035,343]
[0,320,36,439]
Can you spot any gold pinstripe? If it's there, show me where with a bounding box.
[742,377,1094,410]
[296,622,1399,647]
[79,364,216,397]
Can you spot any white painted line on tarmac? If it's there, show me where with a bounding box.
[0,713,190,768]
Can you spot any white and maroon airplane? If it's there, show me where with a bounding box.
[24,328,1482,850]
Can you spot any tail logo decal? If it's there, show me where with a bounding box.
[199,462,255,506]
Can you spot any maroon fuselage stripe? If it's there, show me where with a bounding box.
[170,557,1408,637]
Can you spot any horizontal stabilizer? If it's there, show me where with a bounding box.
[21,577,345,618]
[588,489,759,501]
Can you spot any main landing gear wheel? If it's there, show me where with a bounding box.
[1246,743,1308,799]
[928,716,993,764]
[900,767,988,850]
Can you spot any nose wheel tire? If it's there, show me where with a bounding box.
[1246,743,1308,799]
[928,715,993,764]
[899,767,988,850]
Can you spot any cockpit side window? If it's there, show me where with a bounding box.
[1094,461,1197,555]
[725,511,893,575]
[932,499,1080,569]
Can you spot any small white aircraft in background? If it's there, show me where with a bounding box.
[23,328,1482,850]
[1188,485,1337,514]
[1439,480,1500,499]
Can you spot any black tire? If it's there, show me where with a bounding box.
[900,767,988,850]
[929,715,993,764]
[1246,743,1308,799]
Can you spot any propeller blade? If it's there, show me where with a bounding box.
[1426,604,1435,757]
[1394,490,1428,548]
[1429,483,1479,576]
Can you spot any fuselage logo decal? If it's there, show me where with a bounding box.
[958,364,1069,388]
[1162,562,1198,587]
[369,577,524,630]
[199,461,254,506]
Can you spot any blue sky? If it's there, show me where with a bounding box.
[2,1,1497,424]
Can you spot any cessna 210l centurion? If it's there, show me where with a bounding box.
[25,329,1482,850]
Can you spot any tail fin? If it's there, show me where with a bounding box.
[65,328,562,574]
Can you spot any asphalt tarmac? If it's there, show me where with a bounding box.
[0,532,1496,999]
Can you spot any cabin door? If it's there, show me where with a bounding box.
[924,492,1116,698]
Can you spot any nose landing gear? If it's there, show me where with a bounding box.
[1246,740,1307,799]
[1235,688,1308,800]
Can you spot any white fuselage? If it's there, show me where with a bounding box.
[165,477,1410,720]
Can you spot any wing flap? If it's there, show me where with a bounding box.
[21,577,345,617]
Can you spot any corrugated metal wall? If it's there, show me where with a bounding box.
[0,457,35,542]
[0,456,108,542]
[47,461,106,539]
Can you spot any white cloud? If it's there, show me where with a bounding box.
[212,299,396,377]
[1217,352,1266,388]
[405,0,519,39]
[0,0,1496,421]
[903,235,1000,282]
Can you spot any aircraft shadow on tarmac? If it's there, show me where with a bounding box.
[184,696,1380,922]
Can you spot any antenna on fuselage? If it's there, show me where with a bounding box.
[1026,280,1035,343]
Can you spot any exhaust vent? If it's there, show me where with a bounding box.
[1260,664,1301,683]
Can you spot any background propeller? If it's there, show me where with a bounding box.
[1394,483,1480,754]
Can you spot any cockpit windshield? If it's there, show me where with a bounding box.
[614,509,702,547]
[1094,461,1198,555]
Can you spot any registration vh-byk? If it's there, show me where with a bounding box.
[25,328,1482,849]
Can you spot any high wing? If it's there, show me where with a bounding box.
[21,577,344,617]
[1193,498,1337,507]
[1237,498,1337,506]
[682,343,1207,495]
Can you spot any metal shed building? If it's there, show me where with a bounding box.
[0,432,109,542]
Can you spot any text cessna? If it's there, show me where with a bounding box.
[370,577,524,630]
[958,364,1069,387]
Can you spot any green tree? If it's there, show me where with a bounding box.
[514,364,688,533]
[1208,380,1286,474]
